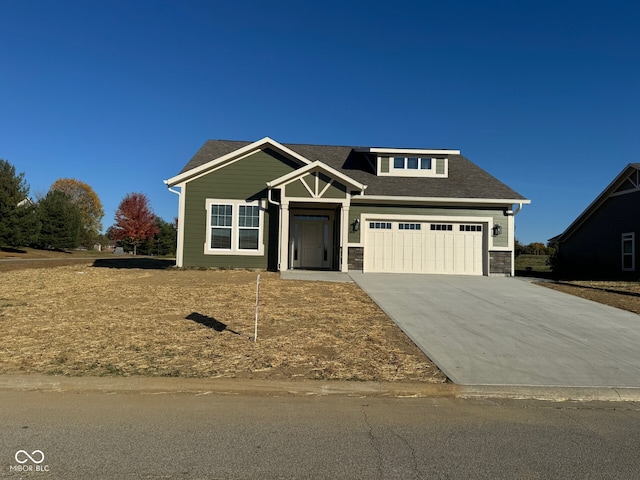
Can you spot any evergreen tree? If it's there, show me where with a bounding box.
[35,190,82,250]
[0,159,36,247]
[138,217,177,256]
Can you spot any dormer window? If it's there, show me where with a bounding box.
[377,155,448,178]
[393,157,432,171]
[357,146,457,178]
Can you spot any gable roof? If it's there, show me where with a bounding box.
[266,160,367,191]
[552,163,640,243]
[170,138,529,202]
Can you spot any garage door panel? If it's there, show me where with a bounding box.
[365,221,485,275]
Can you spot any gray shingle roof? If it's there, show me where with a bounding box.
[179,140,527,201]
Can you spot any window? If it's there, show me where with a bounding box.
[370,222,392,230]
[622,233,635,271]
[393,157,432,170]
[379,155,447,178]
[430,224,453,231]
[210,204,232,249]
[399,223,421,230]
[238,205,260,250]
[460,224,482,232]
[206,200,263,255]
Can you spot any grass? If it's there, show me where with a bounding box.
[515,254,552,277]
[0,261,446,383]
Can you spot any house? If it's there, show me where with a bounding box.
[164,137,529,275]
[550,163,640,278]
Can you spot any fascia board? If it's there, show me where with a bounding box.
[357,147,461,155]
[354,195,531,206]
[165,136,311,186]
[555,163,638,242]
[267,160,367,191]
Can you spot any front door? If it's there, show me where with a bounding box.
[300,221,324,268]
[291,213,334,269]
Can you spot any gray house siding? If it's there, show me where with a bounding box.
[181,149,297,268]
[557,191,640,278]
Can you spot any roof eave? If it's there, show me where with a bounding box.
[165,136,312,186]
[353,195,530,206]
[554,163,640,243]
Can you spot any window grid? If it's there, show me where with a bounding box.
[207,201,262,254]
[430,224,453,231]
[399,223,422,230]
[210,204,233,249]
[370,222,392,230]
[460,224,482,232]
[393,157,433,170]
[238,205,260,250]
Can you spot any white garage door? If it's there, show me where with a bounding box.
[364,221,484,275]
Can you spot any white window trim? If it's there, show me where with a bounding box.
[622,232,635,271]
[205,199,265,256]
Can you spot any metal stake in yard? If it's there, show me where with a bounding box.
[254,274,260,342]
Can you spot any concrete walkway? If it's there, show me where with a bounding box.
[350,273,640,388]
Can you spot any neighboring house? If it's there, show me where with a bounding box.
[164,137,529,275]
[550,163,640,278]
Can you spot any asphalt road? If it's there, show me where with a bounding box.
[2,391,640,479]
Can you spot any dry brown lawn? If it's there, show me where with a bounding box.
[539,280,640,315]
[0,259,446,383]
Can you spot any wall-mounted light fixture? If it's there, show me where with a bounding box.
[492,223,502,237]
[351,218,360,232]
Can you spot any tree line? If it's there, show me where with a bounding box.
[0,158,175,255]
[515,240,555,256]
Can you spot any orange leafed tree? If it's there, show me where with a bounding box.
[110,193,159,255]
[50,178,104,246]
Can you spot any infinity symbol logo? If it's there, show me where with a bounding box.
[15,450,45,464]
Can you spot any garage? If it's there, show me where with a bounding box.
[364,220,485,275]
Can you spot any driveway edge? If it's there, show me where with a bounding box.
[1,375,640,402]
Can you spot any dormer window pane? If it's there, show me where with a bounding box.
[420,158,432,169]
[407,157,419,169]
[394,157,404,169]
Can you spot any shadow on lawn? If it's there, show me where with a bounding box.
[92,257,175,270]
[554,281,640,298]
[0,247,28,254]
[186,312,240,335]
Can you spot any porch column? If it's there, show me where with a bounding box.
[340,205,350,272]
[279,203,290,271]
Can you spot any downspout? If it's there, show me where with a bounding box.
[164,180,182,267]
[267,186,282,270]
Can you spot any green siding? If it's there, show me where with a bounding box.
[436,158,445,175]
[347,203,509,247]
[302,174,315,192]
[321,180,347,199]
[182,149,297,268]
[380,157,389,173]
[285,179,313,198]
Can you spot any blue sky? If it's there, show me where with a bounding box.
[1,0,638,244]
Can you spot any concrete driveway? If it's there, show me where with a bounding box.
[350,273,640,387]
